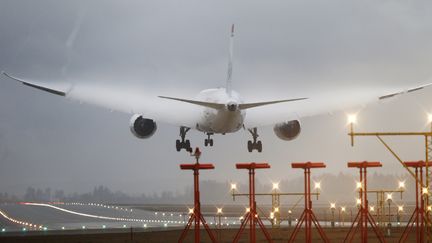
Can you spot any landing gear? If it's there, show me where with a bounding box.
[247,128,262,152]
[176,127,192,153]
[204,133,214,147]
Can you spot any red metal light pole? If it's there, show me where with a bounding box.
[233,162,273,243]
[178,148,217,243]
[399,161,431,243]
[288,162,330,243]
[344,161,386,243]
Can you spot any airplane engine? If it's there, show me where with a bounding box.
[273,120,301,141]
[129,114,157,139]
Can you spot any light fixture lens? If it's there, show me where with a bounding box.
[348,114,357,124]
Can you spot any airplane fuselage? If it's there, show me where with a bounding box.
[195,88,245,134]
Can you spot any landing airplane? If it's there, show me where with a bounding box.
[3,25,432,152]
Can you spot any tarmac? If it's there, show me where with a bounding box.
[0,227,417,242]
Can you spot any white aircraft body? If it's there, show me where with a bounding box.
[3,25,432,152]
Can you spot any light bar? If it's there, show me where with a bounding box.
[236,162,270,169]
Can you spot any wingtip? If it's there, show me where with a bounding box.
[2,71,11,79]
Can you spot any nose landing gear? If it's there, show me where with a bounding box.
[247,128,262,152]
[176,127,192,152]
[204,133,214,147]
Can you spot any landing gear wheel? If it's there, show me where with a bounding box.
[247,128,263,152]
[247,141,253,152]
[176,127,192,152]
[176,139,181,152]
[204,133,214,147]
[257,141,262,153]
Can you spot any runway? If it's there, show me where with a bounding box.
[0,227,413,243]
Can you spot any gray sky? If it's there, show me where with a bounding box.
[1,0,432,196]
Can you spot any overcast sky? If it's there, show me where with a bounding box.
[1,0,432,196]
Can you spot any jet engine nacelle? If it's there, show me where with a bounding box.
[273,120,301,141]
[129,114,157,139]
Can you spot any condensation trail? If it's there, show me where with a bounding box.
[61,6,87,76]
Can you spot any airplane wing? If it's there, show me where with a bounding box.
[1,72,201,127]
[4,71,432,130]
[3,72,71,96]
[243,82,432,128]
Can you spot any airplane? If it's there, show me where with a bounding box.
[2,25,432,153]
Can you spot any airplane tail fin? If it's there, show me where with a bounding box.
[226,24,234,96]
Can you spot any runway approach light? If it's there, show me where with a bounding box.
[269,212,274,219]
[356,182,362,189]
[370,206,375,212]
[341,207,346,212]
[423,187,429,195]
[330,203,336,209]
[272,183,279,190]
[356,198,361,205]
[398,206,404,212]
[428,205,432,212]
[188,208,194,214]
[386,193,393,201]
[428,113,432,123]
[217,208,223,214]
[274,207,279,213]
[246,207,250,213]
[347,114,357,124]
[231,183,237,190]
[1,228,5,232]
[314,182,321,190]
[398,181,405,189]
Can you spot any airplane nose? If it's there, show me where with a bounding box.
[227,102,238,111]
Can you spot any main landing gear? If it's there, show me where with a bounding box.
[204,133,214,147]
[247,128,262,153]
[176,127,192,152]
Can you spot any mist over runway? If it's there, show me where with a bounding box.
[1,0,432,196]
